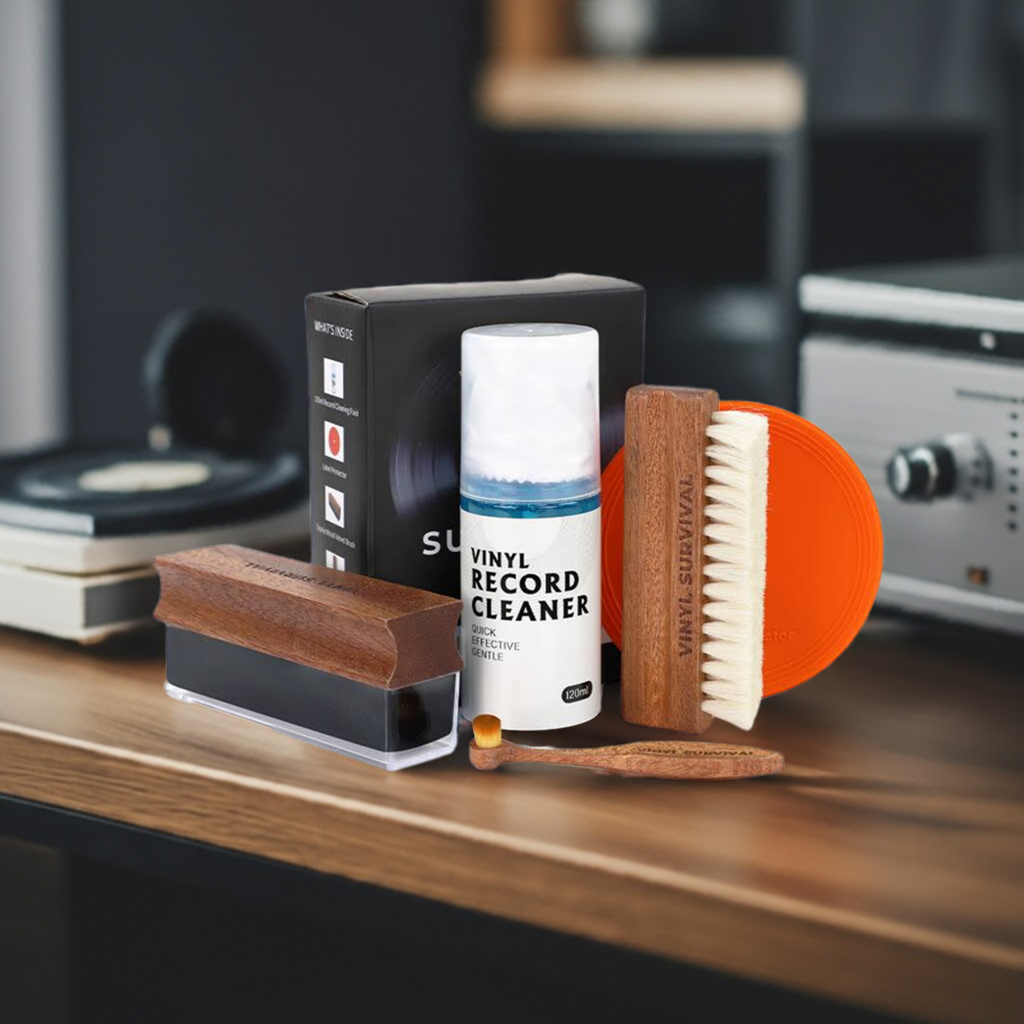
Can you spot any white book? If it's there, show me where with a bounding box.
[0,561,159,642]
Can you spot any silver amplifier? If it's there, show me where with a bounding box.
[799,256,1024,634]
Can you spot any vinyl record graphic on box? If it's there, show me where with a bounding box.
[388,354,461,592]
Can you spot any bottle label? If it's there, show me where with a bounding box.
[460,505,602,730]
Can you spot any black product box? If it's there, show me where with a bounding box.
[305,274,645,597]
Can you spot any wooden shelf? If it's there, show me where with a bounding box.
[0,619,1022,1022]
[477,58,805,133]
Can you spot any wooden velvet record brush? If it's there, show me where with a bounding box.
[469,715,783,780]
[601,388,884,731]
[155,545,462,770]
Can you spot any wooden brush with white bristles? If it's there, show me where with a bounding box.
[621,386,768,733]
[469,716,783,780]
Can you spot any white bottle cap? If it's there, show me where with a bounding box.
[461,323,600,497]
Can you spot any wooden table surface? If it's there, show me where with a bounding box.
[0,617,1021,1022]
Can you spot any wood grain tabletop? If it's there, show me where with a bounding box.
[0,616,1021,1022]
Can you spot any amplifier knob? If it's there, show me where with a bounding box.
[887,444,957,501]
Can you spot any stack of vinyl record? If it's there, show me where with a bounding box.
[0,311,308,642]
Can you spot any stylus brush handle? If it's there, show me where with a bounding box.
[469,740,783,780]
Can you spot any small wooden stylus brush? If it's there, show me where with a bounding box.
[469,716,783,780]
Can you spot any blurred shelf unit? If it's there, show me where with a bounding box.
[477,58,805,135]
[477,0,808,408]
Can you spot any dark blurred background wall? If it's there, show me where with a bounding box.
[63,0,482,448]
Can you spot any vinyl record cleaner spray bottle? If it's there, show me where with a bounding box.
[460,323,602,730]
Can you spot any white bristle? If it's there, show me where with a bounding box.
[700,410,768,730]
